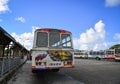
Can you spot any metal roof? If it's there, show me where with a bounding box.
[0,26,28,51]
[0,26,16,42]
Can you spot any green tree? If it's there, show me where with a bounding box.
[110,44,120,49]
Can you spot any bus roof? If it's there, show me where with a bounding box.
[35,28,71,34]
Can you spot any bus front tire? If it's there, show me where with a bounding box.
[52,69,60,72]
[32,70,37,73]
[96,57,101,60]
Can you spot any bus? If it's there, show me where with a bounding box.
[74,50,88,59]
[105,49,115,60]
[31,28,74,72]
[114,48,120,61]
[88,50,105,60]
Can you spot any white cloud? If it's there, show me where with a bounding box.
[32,26,40,31]
[11,26,40,50]
[73,20,108,50]
[15,17,26,23]
[0,0,9,13]
[105,0,120,7]
[114,33,120,41]
[11,29,34,50]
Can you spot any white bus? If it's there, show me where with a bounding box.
[74,50,88,59]
[105,49,115,60]
[88,50,105,60]
[114,49,120,61]
[31,28,74,72]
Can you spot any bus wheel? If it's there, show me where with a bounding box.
[32,70,37,73]
[52,69,60,72]
[96,57,101,60]
[115,60,119,62]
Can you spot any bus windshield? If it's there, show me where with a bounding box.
[36,32,72,48]
[115,49,120,54]
[49,32,60,47]
[36,32,48,47]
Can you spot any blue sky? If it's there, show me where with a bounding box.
[0,0,120,50]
